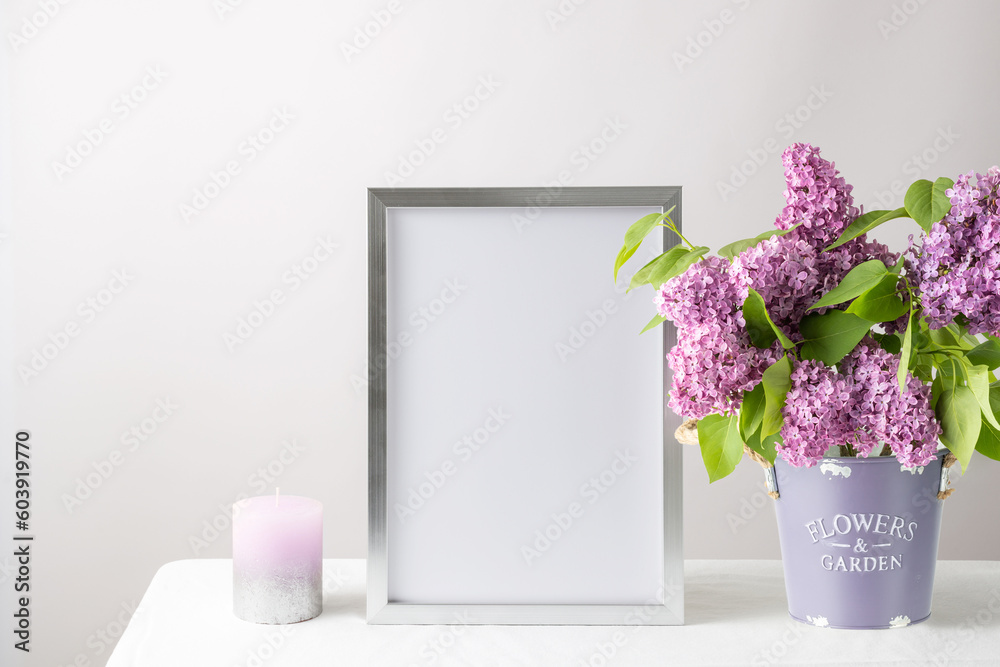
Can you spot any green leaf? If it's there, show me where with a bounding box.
[744,429,779,465]
[846,274,908,322]
[660,246,709,285]
[936,355,964,393]
[872,332,903,355]
[742,288,794,350]
[624,211,667,251]
[761,355,793,438]
[975,386,1000,462]
[799,311,874,365]
[717,223,803,259]
[914,329,930,350]
[640,313,666,334]
[968,338,1000,370]
[945,323,977,349]
[937,385,982,471]
[897,309,917,390]
[931,372,945,409]
[810,260,888,310]
[697,414,745,483]
[958,329,981,349]
[614,206,676,282]
[976,419,1000,462]
[647,244,699,288]
[826,208,909,251]
[928,326,962,349]
[718,233,775,260]
[912,356,934,383]
[627,255,659,291]
[717,230,781,259]
[739,383,766,441]
[627,244,688,292]
[965,363,1000,431]
[613,244,637,284]
[904,177,955,232]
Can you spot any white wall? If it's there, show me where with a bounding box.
[2,0,998,664]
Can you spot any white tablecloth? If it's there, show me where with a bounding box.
[108,559,1000,666]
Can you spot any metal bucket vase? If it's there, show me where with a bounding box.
[769,451,951,629]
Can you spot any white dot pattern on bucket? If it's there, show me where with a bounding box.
[819,461,851,478]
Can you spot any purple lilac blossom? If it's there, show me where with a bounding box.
[908,167,1000,335]
[840,343,940,468]
[774,142,860,248]
[777,359,853,467]
[654,143,939,467]
[733,143,897,335]
[655,255,780,419]
[776,343,940,468]
[731,234,897,336]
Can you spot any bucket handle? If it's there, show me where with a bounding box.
[764,466,779,499]
[937,452,958,500]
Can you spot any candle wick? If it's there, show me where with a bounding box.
[275,487,280,507]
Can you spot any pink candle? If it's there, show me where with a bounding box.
[232,494,323,624]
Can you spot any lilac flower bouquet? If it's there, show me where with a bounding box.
[616,143,1000,481]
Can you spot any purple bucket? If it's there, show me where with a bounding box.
[770,451,950,629]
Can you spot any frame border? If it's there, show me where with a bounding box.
[367,187,683,624]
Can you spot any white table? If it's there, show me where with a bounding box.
[108,559,1000,666]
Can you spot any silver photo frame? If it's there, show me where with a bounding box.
[368,187,683,625]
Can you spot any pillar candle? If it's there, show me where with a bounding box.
[232,494,323,624]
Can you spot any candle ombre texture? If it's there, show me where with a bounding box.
[233,495,323,624]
